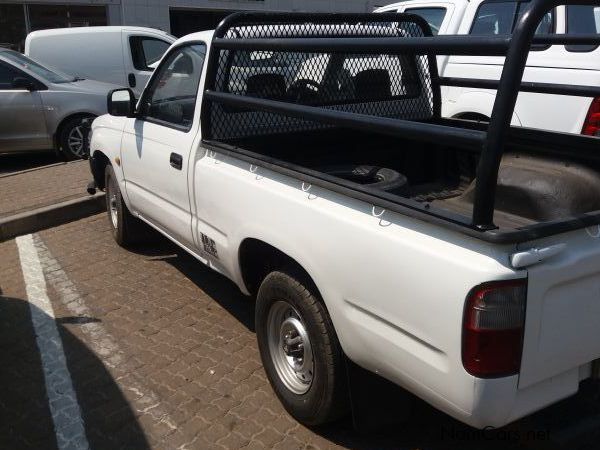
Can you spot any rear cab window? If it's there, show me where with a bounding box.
[404,7,447,35]
[130,36,171,71]
[566,5,600,52]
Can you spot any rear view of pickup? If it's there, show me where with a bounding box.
[89,0,600,430]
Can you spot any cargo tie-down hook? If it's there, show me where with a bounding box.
[372,206,391,226]
[302,182,317,200]
[372,206,385,218]
[249,164,258,173]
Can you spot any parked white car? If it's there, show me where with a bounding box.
[376,1,600,135]
[0,49,119,158]
[88,7,600,430]
[25,26,175,98]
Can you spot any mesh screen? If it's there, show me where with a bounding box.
[205,16,437,141]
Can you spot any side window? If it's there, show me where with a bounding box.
[566,5,600,52]
[471,2,518,35]
[470,1,553,36]
[0,61,25,90]
[404,7,447,35]
[130,36,171,71]
[141,44,206,130]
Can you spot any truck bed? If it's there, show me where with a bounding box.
[225,127,596,232]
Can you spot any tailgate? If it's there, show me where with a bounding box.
[519,229,600,388]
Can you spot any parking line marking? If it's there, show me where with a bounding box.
[30,234,179,435]
[16,233,90,450]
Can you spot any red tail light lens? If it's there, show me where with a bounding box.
[582,98,600,137]
[462,279,527,378]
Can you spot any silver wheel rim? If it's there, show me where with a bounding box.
[67,124,86,157]
[267,301,314,394]
[108,181,118,229]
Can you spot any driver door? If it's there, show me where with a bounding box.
[120,43,206,247]
[0,61,48,152]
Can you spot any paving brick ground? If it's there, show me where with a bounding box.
[0,160,90,219]
[1,214,600,450]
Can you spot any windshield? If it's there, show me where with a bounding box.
[2,51,74,83]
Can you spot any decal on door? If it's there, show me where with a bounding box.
[201,233,218,258]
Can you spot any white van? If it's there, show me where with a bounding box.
[25,26,176,97]
[375,1,600,136]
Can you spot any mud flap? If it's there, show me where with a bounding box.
[345,357,413,432]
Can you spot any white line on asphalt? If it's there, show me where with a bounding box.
[16,234,90,450]
[30,235,179,435]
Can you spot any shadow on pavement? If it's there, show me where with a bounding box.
[0,293,150,450]
[0,151,61,175]
[129,237,255,332]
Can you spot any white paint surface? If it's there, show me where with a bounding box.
[16,233,90,450]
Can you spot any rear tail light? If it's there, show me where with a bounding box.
[582,97,600,137]
[462,279,527,378]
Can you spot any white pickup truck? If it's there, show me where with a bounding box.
[376,0,600,135]
[88,4,600,429]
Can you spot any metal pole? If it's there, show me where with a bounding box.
[471,0,557,228]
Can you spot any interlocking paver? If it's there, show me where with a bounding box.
[2,214,600,449]
[0,160,91,219]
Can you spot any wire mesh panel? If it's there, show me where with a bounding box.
[204,14,438,141]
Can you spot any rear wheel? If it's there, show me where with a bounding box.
[256,269,349,425]
[105,165,147,247]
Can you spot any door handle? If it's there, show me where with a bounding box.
[128,73,136,88]
[170,152,183,170]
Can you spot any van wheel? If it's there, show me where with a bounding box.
[255,269,349,426]
[59,115,94,160]
[105,165,146,247]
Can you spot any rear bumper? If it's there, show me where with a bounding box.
[450,364,589,429]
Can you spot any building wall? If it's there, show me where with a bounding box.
[0,0,392,35]
[121,0,386,32]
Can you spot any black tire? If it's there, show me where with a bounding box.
[59,115,94,160]
[105,165,147,247]
[318,165,408,191]
[255,269,349,426]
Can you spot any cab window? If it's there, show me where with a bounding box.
[140,43,206,131]
[404,7,447,35]
[565,5,600,52]
[130,36,172,71]
[0,60,29,90]
[470,1,553,36]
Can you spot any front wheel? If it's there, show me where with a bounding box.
[105,165,147,247]
[59,115,94,160]
[255,269,349,426]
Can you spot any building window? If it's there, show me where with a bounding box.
[29,5,107,31]
[0,4,107,52]
[0,4,26,51]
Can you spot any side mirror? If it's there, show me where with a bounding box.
[107,88,136,117]
[12,77,36,91]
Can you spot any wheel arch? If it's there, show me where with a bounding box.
[453,112,490,122]
[238,238,323,301]
[90,150,111,190]
[53,112,97,150]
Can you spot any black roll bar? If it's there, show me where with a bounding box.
[472,0,599,228]
[203,1,600,232]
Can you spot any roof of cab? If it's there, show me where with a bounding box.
[174,30,215,46]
